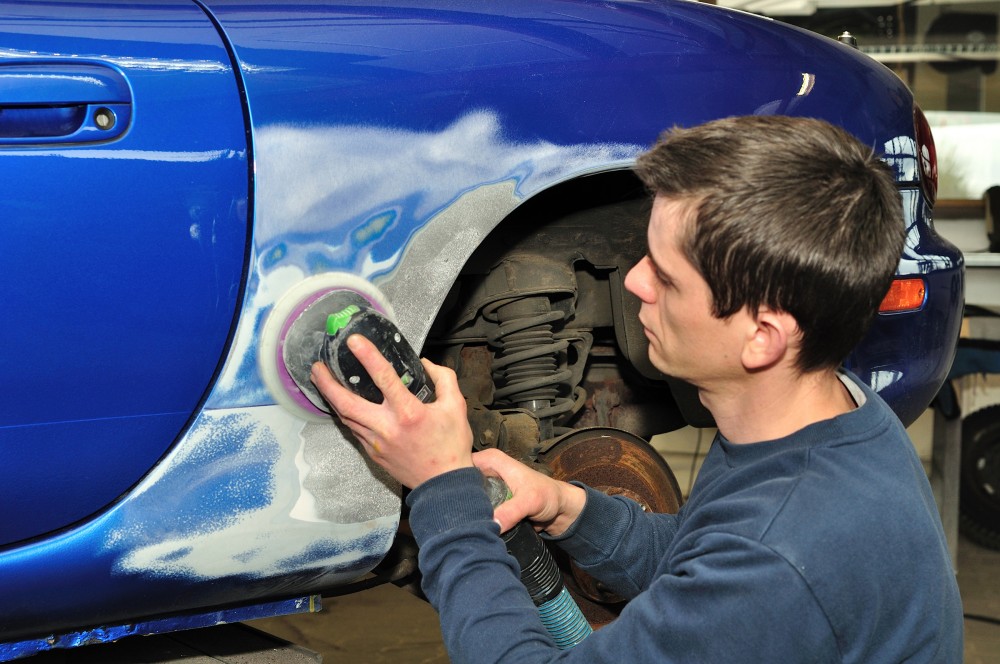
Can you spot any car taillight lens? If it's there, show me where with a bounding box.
[879,277,926,313]
[914,105,938,207]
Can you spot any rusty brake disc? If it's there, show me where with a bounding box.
[537,427,683,628]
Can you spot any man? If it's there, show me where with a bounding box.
[311,115,963,662]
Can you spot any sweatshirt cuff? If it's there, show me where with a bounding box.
[543,483,634,566]
[405,467,496,546]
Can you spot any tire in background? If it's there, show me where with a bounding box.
[960,405,1000,549]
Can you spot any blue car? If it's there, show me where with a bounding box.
[0,0,962,657]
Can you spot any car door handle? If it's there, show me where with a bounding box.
[0,62,132,144]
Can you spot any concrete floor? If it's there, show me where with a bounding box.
[255,585,447,663]
[958,536,1000,664]
[252,534,1000,663]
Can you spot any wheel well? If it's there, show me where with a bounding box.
[502,168,648,230]
[426,169,711,445]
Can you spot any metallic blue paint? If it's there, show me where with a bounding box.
[203,0,956,421]
[0,0,964,654]
[0,405,396,642]
[847,189,965,425]
[205,0,918,162]
[0,3,249,545]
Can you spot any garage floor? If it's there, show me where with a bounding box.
[959,536,1000,664]
[252,533,1000,663]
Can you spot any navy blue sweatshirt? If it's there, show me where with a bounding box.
[406,374,963,662]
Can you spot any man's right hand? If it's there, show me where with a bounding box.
[472,448,587,538]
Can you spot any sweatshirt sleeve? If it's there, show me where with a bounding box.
[544,483,681,598]
[406,467,557,663]
[406,469,840,664]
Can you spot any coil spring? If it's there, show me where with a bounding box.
[488,306,575,421]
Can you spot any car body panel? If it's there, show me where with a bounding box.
[0,1,249,546]
[0,0,963,649]
[845,189,965,425]
[0,0,398,642]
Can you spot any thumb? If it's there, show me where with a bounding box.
[490,500,527,535]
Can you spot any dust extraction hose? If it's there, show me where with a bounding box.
[483,476,592,649]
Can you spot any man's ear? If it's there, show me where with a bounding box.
[741,308,799,371]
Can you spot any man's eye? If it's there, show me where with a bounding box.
[645,255,672,287]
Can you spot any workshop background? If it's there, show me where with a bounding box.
[246,1,1000,661]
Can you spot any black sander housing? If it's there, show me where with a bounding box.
[320,304,434,404]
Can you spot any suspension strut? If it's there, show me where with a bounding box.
[488,295,574,440]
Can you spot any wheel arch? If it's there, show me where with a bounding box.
[385,167,712,439]
[382,168,645,345]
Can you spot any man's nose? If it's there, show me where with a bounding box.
[624,257,652,302]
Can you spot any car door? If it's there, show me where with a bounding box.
[0,0,249,546]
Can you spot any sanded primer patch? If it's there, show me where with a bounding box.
[107,406,398,580]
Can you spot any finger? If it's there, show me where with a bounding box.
[310,361,341,397]
[311,361,358,408]
[357,434,385,458]
[311,361,381,427]
[472,450,536,531]
[471,448,502,473]
[333,414,383,453]
[490,501,526,534]
[345,334,415,406]
[311,361,355,410]
[422,359,463,402]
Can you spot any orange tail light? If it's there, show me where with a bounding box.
[879,277,926,313]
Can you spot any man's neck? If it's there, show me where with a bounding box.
[700,368,856,445]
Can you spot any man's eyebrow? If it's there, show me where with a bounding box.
[648,250,672,280]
